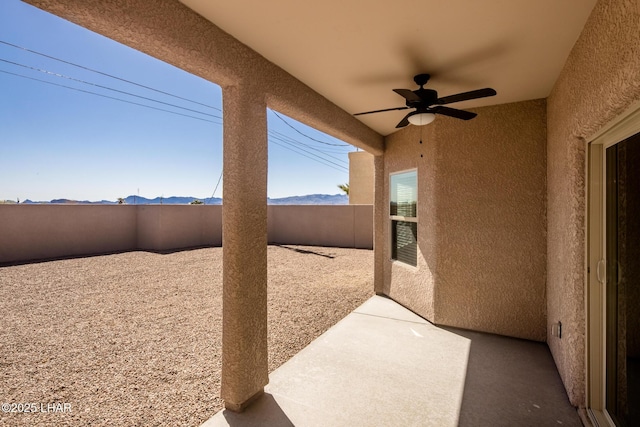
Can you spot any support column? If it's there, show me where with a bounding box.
[220,84,269,412]
[373,154,386,294]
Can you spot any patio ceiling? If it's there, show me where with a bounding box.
[179,0,596,136]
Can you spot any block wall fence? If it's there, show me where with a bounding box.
[0,204,373,264]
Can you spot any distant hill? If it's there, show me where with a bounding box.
[23,199,117,205]
[122,195,223,205]
[267,194,348,205]
[21,194,348,205]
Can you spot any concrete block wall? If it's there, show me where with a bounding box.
[267,204,373,249]
[0,204,372,264]
[0,205,138,263]
[137,204,223,251]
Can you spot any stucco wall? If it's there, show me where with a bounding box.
[381,123,438,321]
[137,204,222,251]
[0,205,138,262]
[0,204,372,263]
[546,0,640,407]
[268,204,372,249]
[348,151,374,205]
[382,99,547,341]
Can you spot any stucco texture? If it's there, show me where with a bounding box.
[546,0,640,406]
[219,85,269,408]
[382,100,547,341]
[348,151,375,204]
[381,123,438,321]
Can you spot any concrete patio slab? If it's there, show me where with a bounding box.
[202,295,581,427]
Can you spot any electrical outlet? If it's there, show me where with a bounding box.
[551,321,562,338]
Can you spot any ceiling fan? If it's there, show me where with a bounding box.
[354,73,497,128]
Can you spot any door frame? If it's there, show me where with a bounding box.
[586,100,640,426]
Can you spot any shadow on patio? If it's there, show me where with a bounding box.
[203,296,581,427]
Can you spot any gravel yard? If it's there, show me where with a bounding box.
[0,245,373,427]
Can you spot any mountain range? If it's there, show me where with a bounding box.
[20,194,348,205]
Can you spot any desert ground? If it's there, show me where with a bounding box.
[0,245,373,426]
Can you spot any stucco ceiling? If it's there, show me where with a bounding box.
[179,0,596,136]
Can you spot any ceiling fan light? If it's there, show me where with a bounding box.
[408,113,436,126]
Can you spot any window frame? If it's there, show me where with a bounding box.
[389,169,418,266]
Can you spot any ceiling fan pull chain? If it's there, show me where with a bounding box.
[419,121,424,158]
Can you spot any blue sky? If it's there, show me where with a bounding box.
[0,0,355,202]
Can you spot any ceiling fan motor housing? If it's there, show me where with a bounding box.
[411,89,438,107]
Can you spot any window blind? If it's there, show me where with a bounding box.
[392,220,417,266]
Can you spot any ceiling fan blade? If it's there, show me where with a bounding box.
[393,88,422,102]
[395,112,413,128]
[353,106,409,116]
[435,88,496,105]
[432,106,477,120]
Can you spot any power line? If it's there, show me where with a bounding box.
[0,39,221,112]
[0,58,222,120]
[270,130,351,161]
[270,110,351,147]
[0,52,351,172]
[269,133,348,168]
[2,67,346,173]
[270,128,352,154]
[269,135,348,171]
[1,69,347,172]
[0,69,221,124]
[0,40,357,178]
[271,135,349,167]
[270,139,348,173]
[207,170,223,204]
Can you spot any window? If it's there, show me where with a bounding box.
[390,170,417,266]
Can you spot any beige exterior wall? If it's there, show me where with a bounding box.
[0,205,372,264]
[136,204,223,251]
[381,100,547,341]
[373,155,386,295]
[348,151,374,205]
[268,205,372,249]
[380,124,438,321]
[546,0,640,406]
[0,205,137,263]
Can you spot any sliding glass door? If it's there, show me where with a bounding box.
[603,134,640,426]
